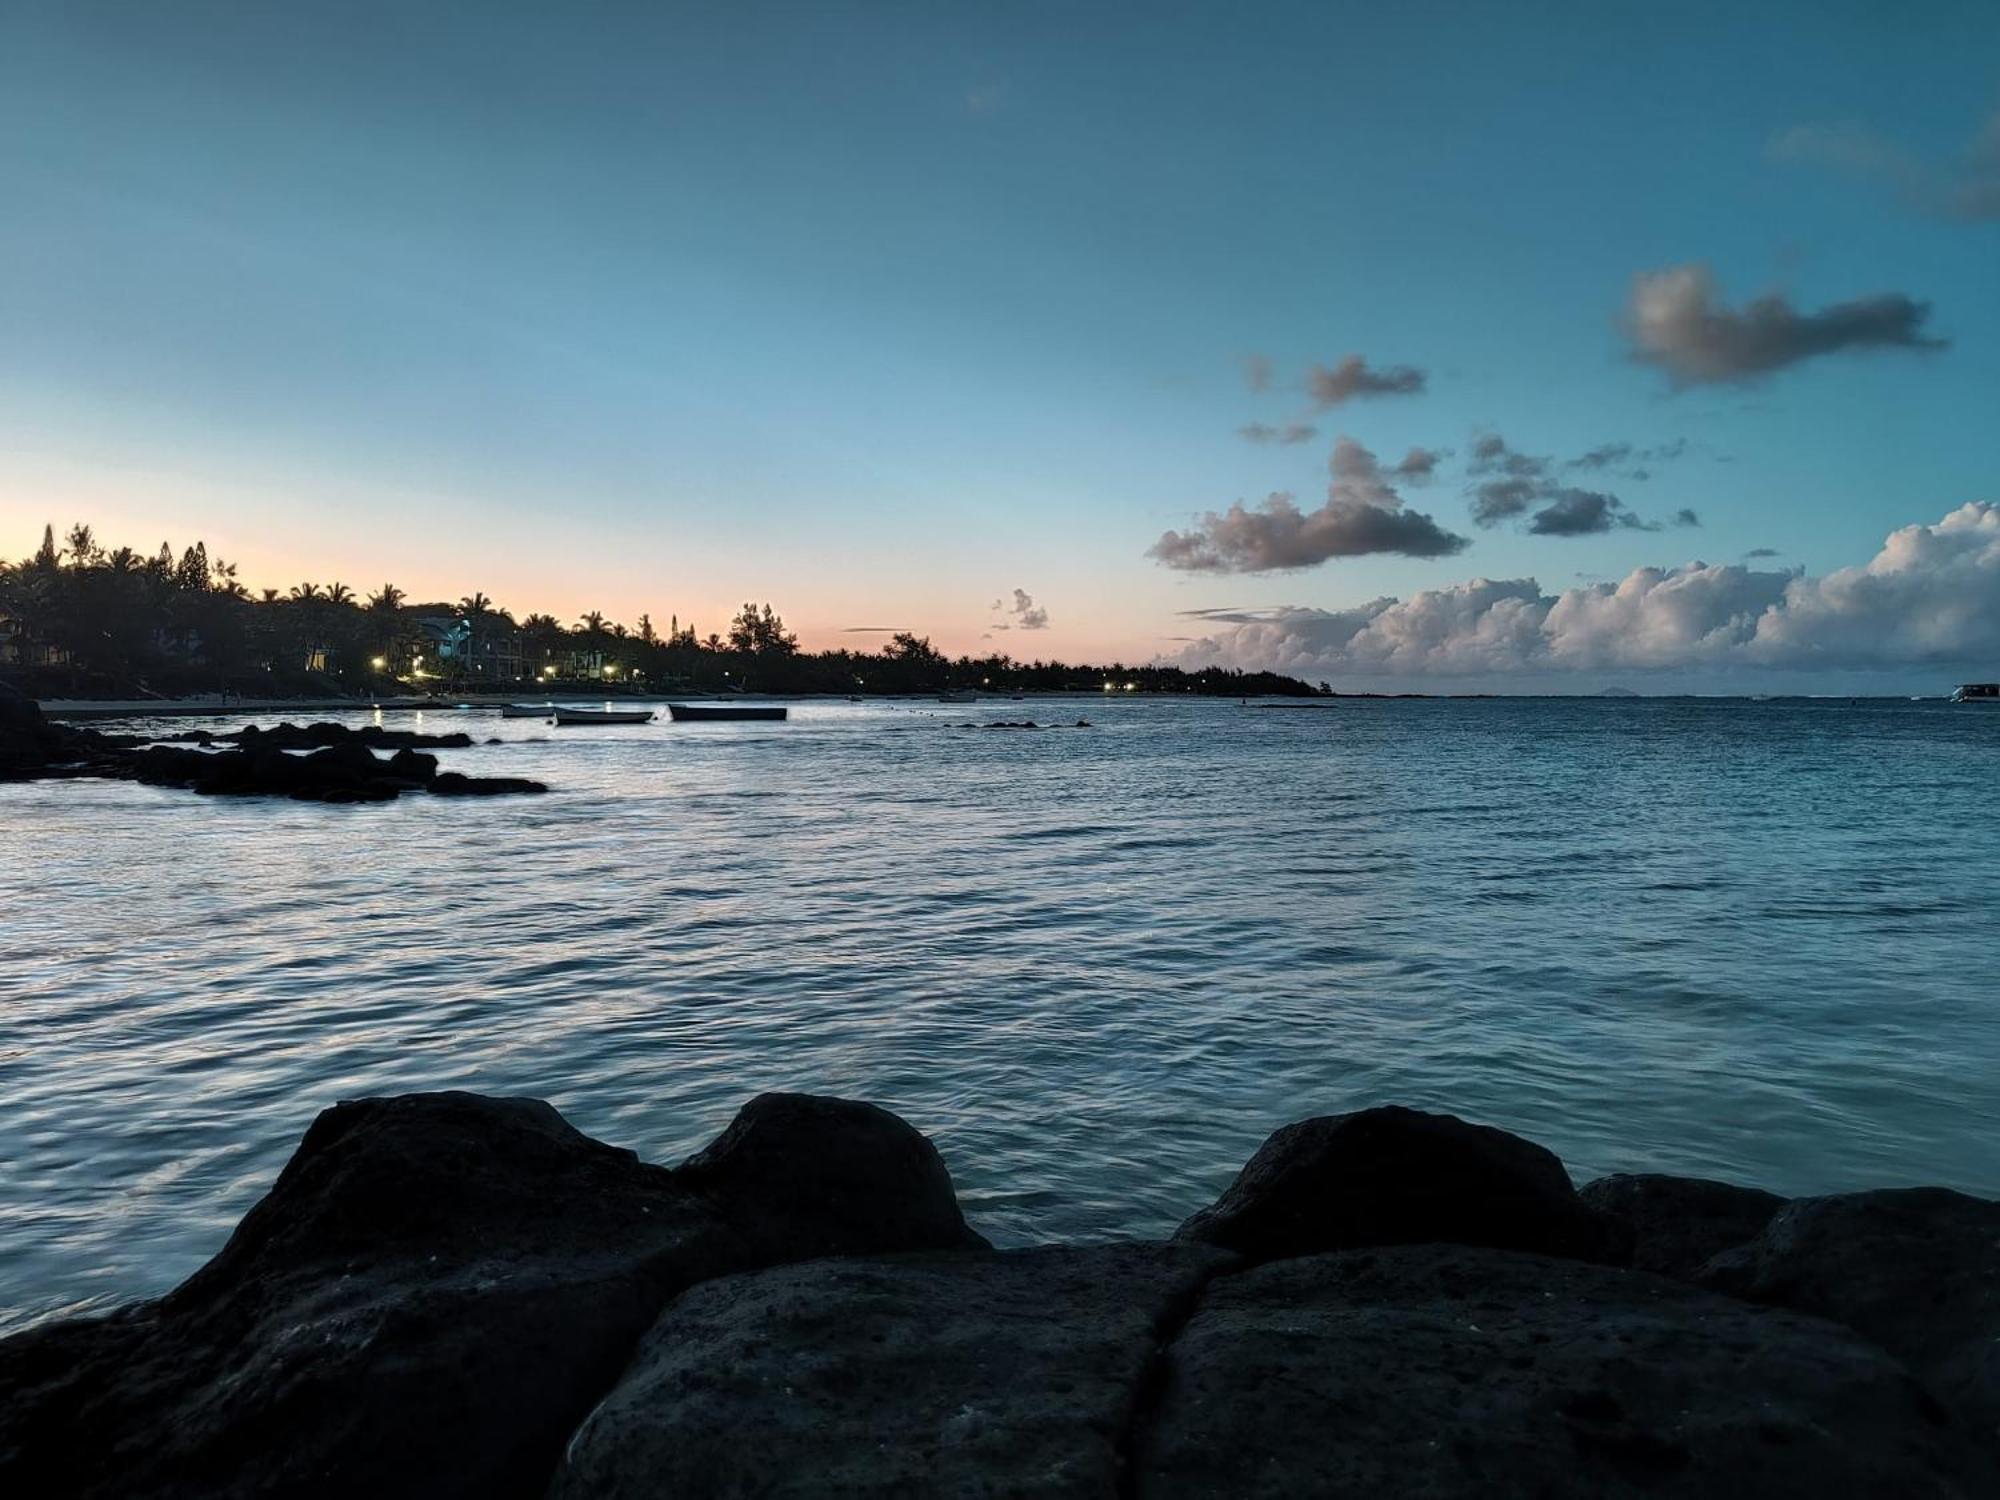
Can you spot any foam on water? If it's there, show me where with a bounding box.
[2,696,1996,1330]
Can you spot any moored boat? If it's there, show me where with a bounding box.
[667,703,787,722]
[500,703,555,718]
[1950,682,1998,704]
[552,707,655,725]
[936,690,978,703]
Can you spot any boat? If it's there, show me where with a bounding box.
[552,708,655,725]
[937,690,978,703]
[1950,683,1998,704]
[667,703,787,722]
[500,703,555,718]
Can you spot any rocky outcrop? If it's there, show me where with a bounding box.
[1700,1188,2000,1449]
[127,740,546,801]
[1136,1245,1986,1497]
[171,720,478,751]
[1580,1171,1787,1278]
[551,1244,1231,1498]
[2,1094,1994,1499]
[1176,1104,1628,1265]
[0,1092,977,1500]
[0,696,123,781]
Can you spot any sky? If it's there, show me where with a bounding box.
[1,0,1995,690]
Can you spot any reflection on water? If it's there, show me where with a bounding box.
[2,696,1997,1329]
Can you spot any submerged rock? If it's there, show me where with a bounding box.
[1700,1188,2000,1448]
[678,1091,990,1261]
[1176,1105,1627,1266]
[174,720,477,751]
[125,742,544,801]
[551,1243,1230,1499]
[1137,1244,1991,1498]
[1581,1172,1787,1279]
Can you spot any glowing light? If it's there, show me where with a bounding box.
[370,656,386,670]
[1124,682,1137,692]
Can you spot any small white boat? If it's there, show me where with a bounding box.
[552,707,655,725]
[500,703,555,718]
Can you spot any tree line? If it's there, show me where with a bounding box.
[0,523,1318,698]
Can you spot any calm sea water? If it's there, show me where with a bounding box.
[2,696,1997,1330]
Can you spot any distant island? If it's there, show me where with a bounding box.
[0,523,1319,701]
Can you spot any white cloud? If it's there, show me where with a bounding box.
[1171,503,2000,683]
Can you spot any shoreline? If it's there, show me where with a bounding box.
[1,1091,1992,1496]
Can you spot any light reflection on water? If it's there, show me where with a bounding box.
[2,696,1997,1330]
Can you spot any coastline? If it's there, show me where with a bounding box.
[2,1091,1992,1497]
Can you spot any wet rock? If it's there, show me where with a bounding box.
[1137,1244,1991,1498]
[1176,1105,1627,1266]
[213,721,477,750]
[550,1243,1231,1500]
[1580,1172,1786,1279]
[0,697,119,780]
[678,1092,990,1261]
[428,770,547,796]
[1700,1188,2000,1447]
[0,1093,745,1500]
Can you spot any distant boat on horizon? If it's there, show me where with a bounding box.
[1950,682,1998,704]
[937,690,978,703]
[667,703,787,722]
[552,707,655,725]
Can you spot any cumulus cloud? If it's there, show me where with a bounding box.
[1626,263,1946,386]
[1171,502,2000,681]
[1466,433,1673,535]
[1151,435,1468,572]
[1673,508,1701,528]
[1303,355,1426,409]
[1771,110,2000,221]
[995,587,1049,630]
[1743,547,1781,559]
[1391,447,1444,482]
[1239,421,1319,445]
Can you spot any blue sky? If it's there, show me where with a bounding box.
[1,1,1994,681]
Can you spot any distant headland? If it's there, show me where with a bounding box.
[0,522,1318,701]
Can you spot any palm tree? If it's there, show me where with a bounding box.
[367,582,406,613]
[289,582,323,602]
[325,582,355,607]
[459,592,493,618]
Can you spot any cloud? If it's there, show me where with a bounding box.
[1303,355,1426,409]
[1528,489,1655,536]
[1239,421,1319,445]
[1465,432,1673,535]
[1391,447,1444,482]
[1151,436,1468,572]
[842,626,913,633]
[1743,547,1781,559]
[1240,353,1274,393]
[997,587,1049,630]
[1170,502,2000,681]
[1770,110,2000,221]
[1673,508,1701,528]
[1565,438,1687,478]
[1626,263,1946,386]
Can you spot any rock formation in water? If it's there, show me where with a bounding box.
[0,701,544,801]
[0,1097,1993,1499]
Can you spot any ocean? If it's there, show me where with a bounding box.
[2,694,1996,1330]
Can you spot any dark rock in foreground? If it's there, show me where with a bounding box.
[3,1091,1995,1499]
[0,696,123,781]
[1581,1171,1787,1278]
[0,1091,976,1499]
[552,1244,1231,1498]
[1138,1245,1984,1497]
[678,1092,990,1261]
[1176,1104,1628,1266]
[1701,1188,2000,1450]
